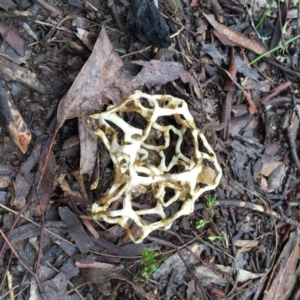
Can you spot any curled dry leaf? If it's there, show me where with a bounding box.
[203,13,269,56]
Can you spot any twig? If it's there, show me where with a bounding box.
[0,11,32,18]
[250,33,300,65]
[107,0,123,31]
[262,58,300,79]
[286,127,300,173]
[164,269,178,300]
[146,236,177,248]
[35,20,73,34]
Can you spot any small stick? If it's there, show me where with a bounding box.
[286,127,300,173]
[107,0,123,31]
[0,11,32,18]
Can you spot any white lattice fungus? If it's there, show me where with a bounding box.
[88,90,222,243]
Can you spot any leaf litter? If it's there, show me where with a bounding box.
[1,1,300,299]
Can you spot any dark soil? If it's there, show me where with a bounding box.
[1,0,300,299]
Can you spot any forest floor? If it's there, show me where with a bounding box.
[1,0,300,299]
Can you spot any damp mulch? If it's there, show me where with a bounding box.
[1,0,300,299]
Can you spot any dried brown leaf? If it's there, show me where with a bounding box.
[203,13,269,56]
[13,144,41,209]
[56,27,124,126]
[43,273,70,300]
[132,60,201,98]
[19,137,56,212]
[59,206,93,254]
[234,239,259,248]
[213,29,237,46]
[0,22,25,56]
[76,261,124,269]
[82,218,99,239]
[81,268,157,300]
[0,56,45,93]
[57,28,199,130]
[265,230,300,300]
[260,162,283,177]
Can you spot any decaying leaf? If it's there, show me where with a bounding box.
[234,239,259,249]
[0,22,25,56]
[153,243,205,281]
[57,27,200,129]
[132,60,201,98]
[43,273,72,300]
[59,206,93,254]
[203,13,269,56]
[260,161,283,177]
[81,268,157,300]
[56,27,124,126]
[13,144,41,209]
[264,230,300,300]
[0,56,45,93]
[26,139,56,209]
[194,264,264,285]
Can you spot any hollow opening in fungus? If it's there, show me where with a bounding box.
[88,90,222,243]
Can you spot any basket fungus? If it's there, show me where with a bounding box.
[88,91,222,243]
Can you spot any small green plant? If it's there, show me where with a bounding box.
[141,248,164,279]
[195,219,207,229]
[204,194,217,209]
[195,194,217,229]
[208,234,222,242]
[255,0,276,30]
[250,33,300,65]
